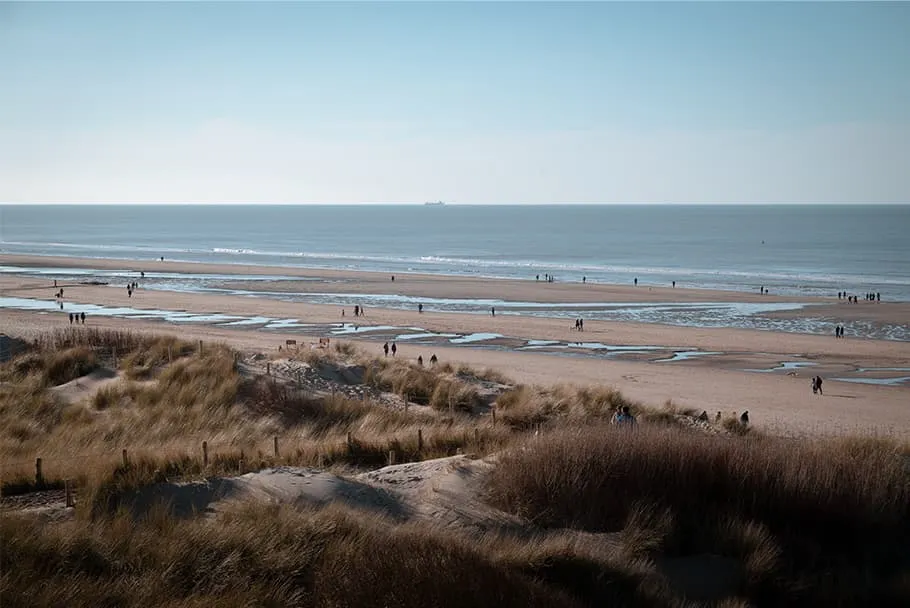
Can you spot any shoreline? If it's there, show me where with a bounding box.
[0,253,839,303]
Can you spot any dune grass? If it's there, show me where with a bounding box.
[0,504,585,608]
[0,329,517,496]
[4,327,910,606]
[486,425,910,604]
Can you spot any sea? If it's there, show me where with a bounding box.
[2,204,908,300]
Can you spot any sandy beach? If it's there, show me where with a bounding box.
[2,254,909,438]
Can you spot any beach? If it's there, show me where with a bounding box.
[2,254,909,438]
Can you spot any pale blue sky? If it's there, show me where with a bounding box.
[2,1,908,203]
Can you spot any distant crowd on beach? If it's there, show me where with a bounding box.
[839,291,880,303]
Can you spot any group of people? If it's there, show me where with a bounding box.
[415,354,438,367]
[573,318,584,331]
[352,305,366,317]
[839,292,880,303]
[69,312,86,325]
[127,281,139,298]
[382,341,438,367]
[536,274,556,283]
[834,325,846,338]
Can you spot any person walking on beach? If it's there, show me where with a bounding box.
[430,354,438,366]
[740,411,749,426]
[634,278,638,286]
[69,313,73,324]
[582,276,586,284]
[80,312,85,324]
[383,342,389,357]
[815,376,823,395]
[417,355,423,366]
[491,306,495,317]
[418,303,423,313]
[391,342,397,357]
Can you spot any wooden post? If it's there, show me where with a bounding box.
[35,457,43,486]
[267,362,271,375]
[491,408,496,425]
[417,428,424,451]
[65,479,74,508]
[388,450,396,466]
[199,340,203,353]
[273,436,279,458]
[122,449,129,468]
[202,441,209,467]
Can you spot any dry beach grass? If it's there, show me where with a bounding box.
[2,328,910,606]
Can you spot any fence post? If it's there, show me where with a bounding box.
[417,428,424,451]
[65,479,74,508]
[388,450,396,466]
[198,340,203,354]
[273,436,279,458]
[122,449,129,468]
[35,457,43,487]
[202,441,209,467]
[267,362,271,375]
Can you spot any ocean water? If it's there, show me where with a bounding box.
[1,204,909,300]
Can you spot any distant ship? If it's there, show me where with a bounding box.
[424,200,446,206]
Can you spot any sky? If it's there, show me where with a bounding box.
[1,1,909,204]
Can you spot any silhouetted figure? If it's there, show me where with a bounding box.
[54,279,57,287]
[740,411,749,425]
[354,305,359,317]
[715,411,722,423]
[69,313,74,324]
[391,342,397,357]
[418,303,423,313]
[634,278,638,286]
[80,312,85,324]
[815,376,823,395]
[417,355,423,366]
[391,275,395,282]
[672,281,676,288]
[582,276,586,283]
[536,274,539,281]
[141,271,145,277]
[160,256,165,261]
[430,354,438,366]
[491,306,495,316]
[383,342,389,357]
[611,406,636,426]
[877,292,881,302]
[698,410,709,422]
